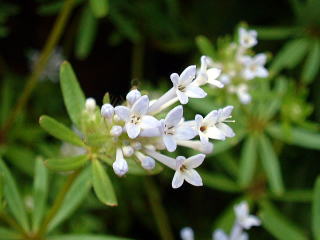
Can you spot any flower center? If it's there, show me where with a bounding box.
[178,85,186,92]
[130,114,141,124]
[180,164,187,172]
[200,125,207,132]
[164,124,175,135]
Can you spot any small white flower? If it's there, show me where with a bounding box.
[113,148,129,176]
[180,227,194,240]
[213,230,229,240]
[115,95,160,139]
[218,74,231,85]
[234,202,260,230]
[177,140,213,154]
[122,145,134,157]
[160,105,196,152]
[195,106,235,143]
[126,89,141,106]
[101,104,114,118]
[171,65,207,104]
[110,125,123,137]
[207,68,224,88]
[241,54,268,80]
[85,98,96,112]
[236,84,251,104]
[172,154,205,188]
[135,151,155,170]
[239,28,257,49]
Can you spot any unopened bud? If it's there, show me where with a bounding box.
[85,98,96,111]
[141,156,155,170]
[101,104,114,118]
[113,159,128,176]
[122,146,134,157]
[126,89,141,106]
[110,125,123,137]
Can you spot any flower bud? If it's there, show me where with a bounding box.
[110,125,123,137]
[131,141,142,150]
[85,98,96,112]
[180,227,194,240]
[113,159,128,176]
[141,156,155,170]
[122,146,134,157]
[126,89,141,106]
[101,104,114,118]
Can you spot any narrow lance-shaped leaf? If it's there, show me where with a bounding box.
[89,0,109,18]
[60,61,86,127]
[238,135,257,188]
[256,26,297,40]
[48,234,133,240]
[302,40,320,84]
[0,159,30,232]
[260,201,307,240]
[45,155,89,172]
[48,168,91,232]
[39,115,84,147]
[195,35,215,58]
[258,134,284,195]
[32,158,48,232]
[92,160,117,206]
[312,176,320,240]
[200,170,240,193]
[0,227,21,240]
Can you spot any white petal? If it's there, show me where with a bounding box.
[239,232,249,240]
[221,106,233,120]
[185,85,207,98]
[213,230,229,240]
[184,154,205,168]
[126,89,141,105]
[115,106,130,121]
[140,115,160,129]
[238,91,251,104]
[217,123,235,138]
[208,79,224,88]
[241,216,261,229]
[176,90,189,104]
[242,69,255,80]
[175,125,196,140]
[235,202,249,220]
[183,169,203,186]
[170,73,179,86]
[126,123,141,139]
[139,127,161,137]
[180,227,194,240]
[255,53,267,65]
[204,110,219,125]
[207,68,221,81]
[199,132,209,144]
[131,95,149,115]
[172,170,184,188]
[163,135,177,152]
[205,126,226,140]
[165,105,183,126]
[180,65,196,85]
[256,67,268,78]
[195,114,203,129]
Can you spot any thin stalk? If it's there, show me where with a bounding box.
[36,170,80,237]
[0,0,76,139]
[144,178,175,240]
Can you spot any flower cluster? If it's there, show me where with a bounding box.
[180,201,260,240]
[204,27,269,104]
[85,58,236,189]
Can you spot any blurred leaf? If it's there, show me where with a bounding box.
[0,227,20,240]
[46,155,88,172]
[37,0,84,15]
[256,26,297,40]
[0,159,30,232]
[200,171,240,193]
[260,201,307,240]
[196,35,215,57]
[89,0,108,18]
[211,130,245,155]
[92,160,117,206]
[302,40,320,84]
[60,61,86,127]
[32,158,48,232]
[103,92,111,104]
[267,124,320,150]
[271,38,310,72]
[39,115,84,147]
[215,152,238,178]
[75,6,98,60]
[0,77,12,126]
[258,134,284,195]
[48,235,132,240]
[238,135,257,188]
[48,168,91,232]
[312,176,320,240]
[269,190,313,202]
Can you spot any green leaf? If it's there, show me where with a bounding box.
[267,124,320,150]
[89,0,109,18]
[32,158,48,232]
[312,176,320,240]
[260,201,307,240]
[92,160,117,206]
[48,234,132,240]
[269,190,313,202]
[46,155,89,172]
[302,40,320,84]
[238,135,257,188]
[258,134,284,195]
[200,171,240,193]
[0,77,13,126]
[271,38,310,73]
[48,168,91,232]
[196,35,215,57]
[60,61,86,127]
[0,227,20,240]
[103,92,111,104]
[0,159,30,232]
[39,115,84,146]
[75,6,98,60]
[256,26,297,40]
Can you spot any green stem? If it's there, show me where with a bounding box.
[144,178,175,240]
[36,170,80,237]
[0,0,76,139]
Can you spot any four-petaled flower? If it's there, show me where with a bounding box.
[241,54,268,80]
[234,202,261,230]
[239,27,257,49]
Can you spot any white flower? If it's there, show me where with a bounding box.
[135,151,155,170]
[110,125,123,137]
[195,106,235,143]
[218,74,231,85]
[176,140,213,154]
[85,98,96,112]
[101,104,114,118]
[172,154,205,188]
[160,105,196,152]
[241,54,268,80]
[126,89,141,106]
[194,56,223,88]
[181,227,194,240]
[236,84,251,104]
[113,148,129,176]
[171,65,207,104]
[115,95,160,139]
[207,68,223,88]
[239,28,257,49]
[234,202,260,230]
[213,230,229,240]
